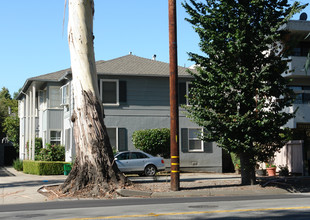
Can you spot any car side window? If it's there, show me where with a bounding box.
[133,152,148,159]
[117,152,129,160]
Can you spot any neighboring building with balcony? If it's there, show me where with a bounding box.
[17,54,223,172]
[273,18,310,175]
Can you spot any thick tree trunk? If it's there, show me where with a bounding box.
[61,0,128,196]
[239,152,256,185]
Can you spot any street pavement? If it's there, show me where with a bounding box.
[0,167,292,205]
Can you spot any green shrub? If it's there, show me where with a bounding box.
[23,160,69,175]
[132,128,170,158]
[36,144,65,161]
[35,138,43,159]
[27,138,43,160]
[13,159,23,171]
[230,153,240,171]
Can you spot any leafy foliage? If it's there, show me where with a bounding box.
[183,0,307,184]
[36,144,65,161]
[132,128,170,158]
[13,159,23,171]
[34,138,43,160]
[0,87,20,151]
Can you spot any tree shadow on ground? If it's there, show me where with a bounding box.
[257,176,310,193]
[0,167,15,177]
[180,184,244,191]
[0,180,65,188]
[190,209,310,220]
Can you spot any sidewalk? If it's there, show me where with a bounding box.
[0,167,292,205]
[0,167,66,205]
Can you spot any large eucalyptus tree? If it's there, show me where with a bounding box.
[61,0,128,196]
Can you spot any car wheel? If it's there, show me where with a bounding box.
[144,165,157,176]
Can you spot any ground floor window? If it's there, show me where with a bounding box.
[188,128,204,152]
[50,130,61,145]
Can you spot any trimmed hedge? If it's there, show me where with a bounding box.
[23,160,70,175]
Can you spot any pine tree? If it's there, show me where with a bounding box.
[183,0,307,185]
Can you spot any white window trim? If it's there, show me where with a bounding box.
[60,83,70,106]
[107,127,118,151]
[188,127,204,152]
[186,81,192,106]
[49,129,62,145]
[100,79,119,106]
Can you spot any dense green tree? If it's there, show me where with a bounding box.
[3,98,19,150]
[0,87,19,151]
[0,87,12,140]
[183,0,307,185]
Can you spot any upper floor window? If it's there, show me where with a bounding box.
[289,86,310,104]
[100,79,119,105]
[186,82,194,106]
[291,41,310,57]
[179,81,193,106]
[49,86,61,108]
[38,90,47,110]
[61,83,70,106]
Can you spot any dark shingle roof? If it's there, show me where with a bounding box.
[96,54,190,76]
[29,68,71,81]
[31,54,191,81]
[17,54,192,99]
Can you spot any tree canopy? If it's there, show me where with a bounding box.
[0,87,19,150]
[183,0,307,184]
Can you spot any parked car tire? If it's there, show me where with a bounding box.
[144,164,157,176]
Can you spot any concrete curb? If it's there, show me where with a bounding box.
[116,187,289,198]
[116,189,152,197]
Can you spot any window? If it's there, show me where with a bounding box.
[49,86,61,108]
[61,83,70,106]
[289,86,310,104]
[107,127,118,151]
[38,90,47,110]
[186,82,194,106]
[291,42,310,57]
[131,152,148,159]
[100,79,119,105]
[116,152,130,160]
[50,130,61,145]
[188,128,204,152]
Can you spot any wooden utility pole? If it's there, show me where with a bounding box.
[168,0,180,191]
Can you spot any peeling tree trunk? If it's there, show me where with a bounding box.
[61,0,128,196]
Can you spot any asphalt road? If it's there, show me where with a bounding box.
[1,194,310,219]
